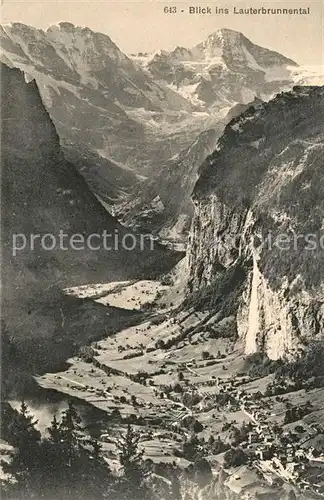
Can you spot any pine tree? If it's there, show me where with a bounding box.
[39,413,66,497]
[58,401,83,470]
[117,425,143,477]
[44,402,89,498]
[43,402,113,500]
[1,401,115,499]
[85,438,115,499]
[1,401,42,498]
[8,401,41,451]
[116,425,149,500]
[47,415,61,444]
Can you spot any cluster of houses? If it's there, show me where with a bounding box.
[173,373,324,496]
[213,377,324,495]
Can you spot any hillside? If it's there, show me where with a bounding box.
[27,85,324,493]
[0,22,192,183]
[117,127,220,242]
[2,69,324,499]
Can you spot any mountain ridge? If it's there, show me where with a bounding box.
[136,27,299,110]
[1,62,181,346]
[1,22,321,242]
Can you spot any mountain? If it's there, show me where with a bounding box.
[117,127,220,242]
[1,62,142,286]
[0,22,192,193]
[187,85,324,359]
[119,98,267,243]
[0,24,302,171]
[1,63,180,379]
[2,23,321,242]
[126,30,321,241]
[135,28,298,108]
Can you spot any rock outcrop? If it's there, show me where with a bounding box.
[0,22,192,186]
[1,63,154,286]
[117,128,220,241]
[187,86,324,359]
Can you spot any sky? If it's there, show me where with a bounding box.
[1,0,323,65]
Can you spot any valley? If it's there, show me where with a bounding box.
[34,278,324,498]
[1,16,324,500]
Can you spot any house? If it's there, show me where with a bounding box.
[295,449,306,459]
[255,446,273,461]
[248,431,259,445]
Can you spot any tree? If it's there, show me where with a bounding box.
[2,400,116,500]
[1,401,42,498]
[117,425,144,478]
[207,435,227,455]
[224,448,248,468]
[192,458,213,487]
[182,435,203,462]
[42,401,112,499]
[8,401,41,450]
[116,425,148,499]
[47,415,61,444]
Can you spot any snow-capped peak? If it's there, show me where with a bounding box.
[204,28,243,46]
[195,28,297,69]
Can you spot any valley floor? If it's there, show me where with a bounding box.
[30,280,324,498]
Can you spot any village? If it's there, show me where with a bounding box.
[33,280,324,499]
[164,367,324,496]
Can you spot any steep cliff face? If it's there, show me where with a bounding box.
[2,23,314,229]
[117,98,266,242]
[3,23,321,243]
[1,64,180,344]
[1,63,138,285]
[188,86,324,359]
[0,22,192,183]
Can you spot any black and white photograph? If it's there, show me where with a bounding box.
[1,0,324,498]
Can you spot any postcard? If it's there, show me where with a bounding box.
[1,1,324,498]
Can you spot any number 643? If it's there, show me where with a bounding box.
[164,6,177,13]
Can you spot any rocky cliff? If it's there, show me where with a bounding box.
[1,63,180,348]
[1,63,151,287]
[117,127,220,241]
[0,22,192,185]
[187,86,324,359]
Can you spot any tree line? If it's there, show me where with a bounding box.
[1,400,153,500]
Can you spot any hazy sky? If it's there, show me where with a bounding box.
[1,0,323,65]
